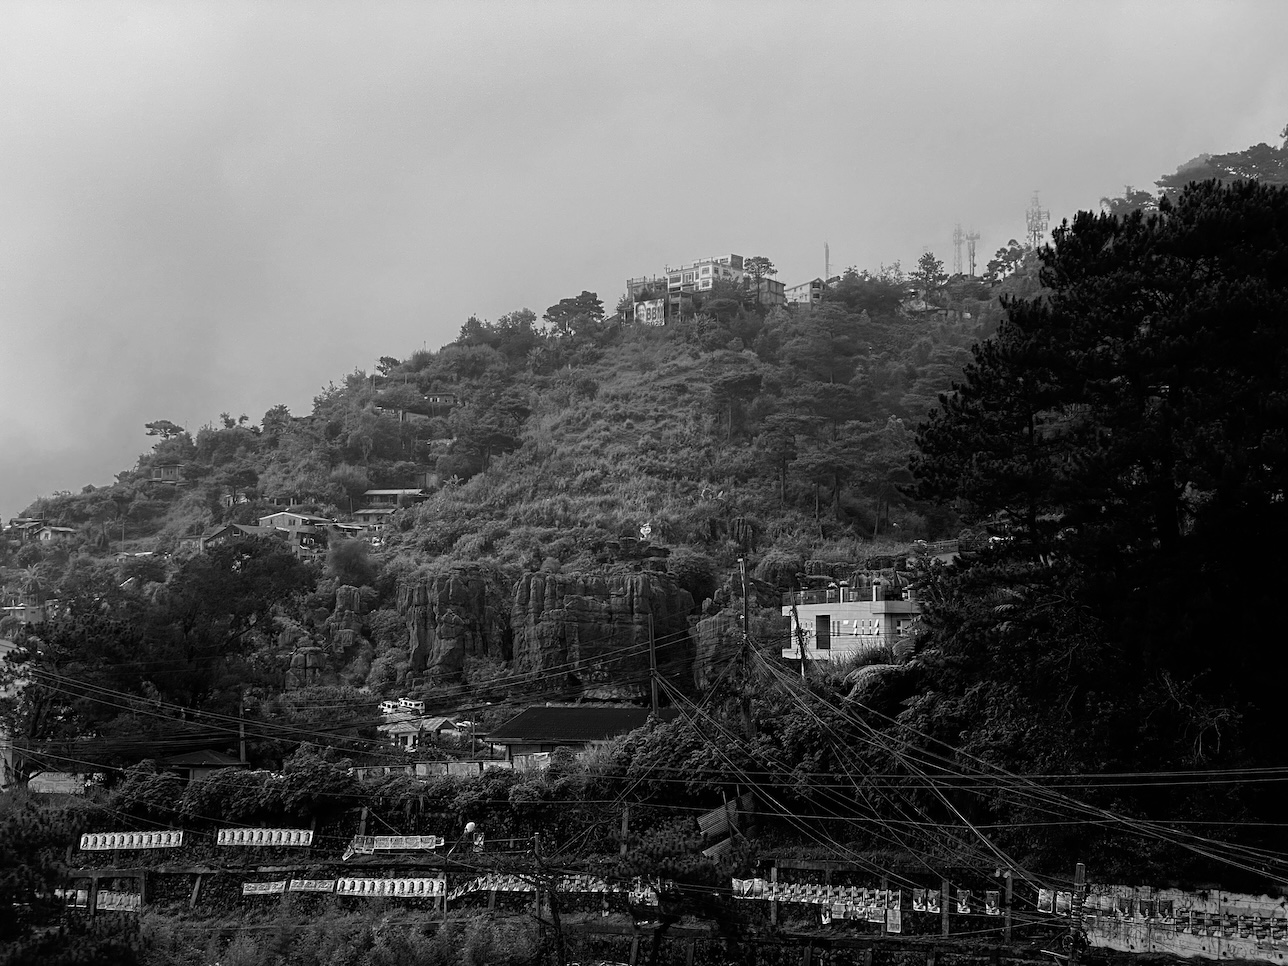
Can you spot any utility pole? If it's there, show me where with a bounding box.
[238,691,247,764]
[1069,862,1086,966]
[738,558,755,741]
[647,614,658,716]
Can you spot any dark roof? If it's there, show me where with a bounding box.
[486,706,679,744]
[159,750,247,768]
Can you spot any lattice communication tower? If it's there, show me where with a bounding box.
[1026,191,1050,250]
[965,229,981,277]
[952,224,964,276]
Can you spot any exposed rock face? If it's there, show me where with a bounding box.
[285,646,328,690]
[692,610,739,691]
[692,577,790,689]
[326,585,365,654]
[335,585,363,615]
[511,571,696,697]
[398,565,512,682]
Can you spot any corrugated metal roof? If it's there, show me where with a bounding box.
[486,706,679,744]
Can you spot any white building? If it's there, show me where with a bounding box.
[786,277,828,307]
[781,575,920,663]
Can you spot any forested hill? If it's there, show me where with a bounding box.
[5,136,1288,916]
[5,264,1029,578]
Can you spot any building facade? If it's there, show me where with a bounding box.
[665,253,745,314]
[786,277,827,307]
[780,575,920,663]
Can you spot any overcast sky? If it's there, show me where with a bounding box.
[2,1,1286,520]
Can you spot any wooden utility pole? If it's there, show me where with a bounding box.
[940,877,950,937]
[1004,871,1013,943]
[738,558,755,740]
[1069,862,1086,966]
[238,691,247,764]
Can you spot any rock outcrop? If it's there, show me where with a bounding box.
[398,565,512,682]
[285,646,329,689]
[511,571,695,698]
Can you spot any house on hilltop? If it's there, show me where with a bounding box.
[786,277,828,308]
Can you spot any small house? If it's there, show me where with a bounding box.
[158,750,248,783]
[485,706,679,762]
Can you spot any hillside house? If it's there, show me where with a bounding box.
[147,464,186,484]
[486,706,680,762]
[781,573,920,664]
[199,523,280,552]
[377,712,455,751]
[786,277,828,307]
[750,276,788,308]
[354,489,428,526]
[4,519,45,543]
[158,750,248,783]
[665,253,745,315]
[36,525,78,543]
[258,510,334,530]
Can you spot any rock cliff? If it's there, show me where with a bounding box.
[511,571,696,697]
[398,565,512,682]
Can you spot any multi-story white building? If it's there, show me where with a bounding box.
[665,253,745,296]
[781,575,920,663]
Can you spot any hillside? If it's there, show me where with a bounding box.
[0,264,1023,709]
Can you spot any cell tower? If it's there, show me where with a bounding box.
[952,224,964,276]
[1026,190,1050,250]
[965,229,981,277]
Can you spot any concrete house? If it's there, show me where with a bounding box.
[780,572,921,664]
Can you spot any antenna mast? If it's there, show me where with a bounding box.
[952,224,964,276]
[965,229,981,277]
[1025,190,1050,250]
[824,241,830,281]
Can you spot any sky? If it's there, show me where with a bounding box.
[2,1,1286,520]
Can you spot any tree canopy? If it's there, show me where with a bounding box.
[910,181,1288,865]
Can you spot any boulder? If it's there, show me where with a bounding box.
[397,565,511,682]
[511,571,695,697]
